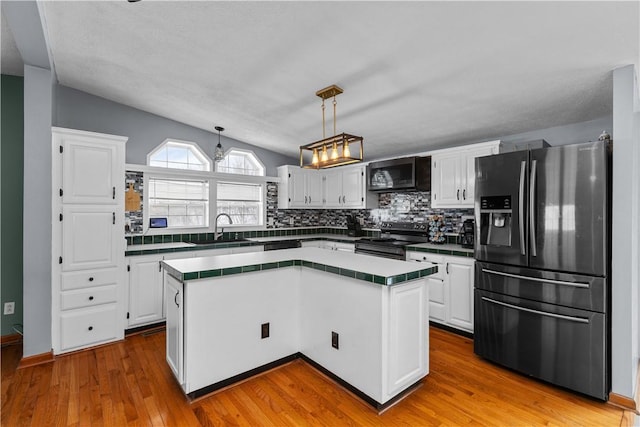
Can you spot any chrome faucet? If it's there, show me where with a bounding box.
[214,213,232,240]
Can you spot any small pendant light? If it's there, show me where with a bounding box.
[214,126,225,162]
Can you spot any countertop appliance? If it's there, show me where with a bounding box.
[354,222,430,260]
[367,156,431,192]
[345,213,363,237]
[473,140,611,400]
[459,219,474,249]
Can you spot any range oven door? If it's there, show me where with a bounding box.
[474,289,608,400]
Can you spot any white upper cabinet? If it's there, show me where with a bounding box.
[278,166,324,209]
[58,132,124,204]
[324,165,370,209]
[278,164,373,210]
[431,140,501,208]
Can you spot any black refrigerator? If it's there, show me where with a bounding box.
[473,140,611,400]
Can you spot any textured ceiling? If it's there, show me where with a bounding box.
[1,7,24,76]
[5,1,640,160]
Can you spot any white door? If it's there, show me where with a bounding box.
[61,137,119,205]
[341,167,365,208]
[165,274,184,384]
[432,153,462,207]
[446,260,474,331]
[128,255,164,326]
[61,205,119,271]
[306,172,325,207]
[324,171,343,208]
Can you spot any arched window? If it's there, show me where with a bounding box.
[148,139,211,172]
[216,149,265,176]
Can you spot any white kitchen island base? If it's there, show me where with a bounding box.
[163,248,435,409]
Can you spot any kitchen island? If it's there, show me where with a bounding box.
[162,248,437,409]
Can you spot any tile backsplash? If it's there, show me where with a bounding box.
[126,176,473,235]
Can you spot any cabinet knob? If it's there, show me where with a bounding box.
[88,277,94,282]
[89,296,94,301]
[88,326,93,331]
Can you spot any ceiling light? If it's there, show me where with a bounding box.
[299,84,363,169]
[214,126,225,162]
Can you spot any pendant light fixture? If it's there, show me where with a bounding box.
[214,126,225,162]
[299,84,364,169]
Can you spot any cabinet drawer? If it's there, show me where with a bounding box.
[61,285,117,310]
[61,268,118,290]
[60,304,120,351]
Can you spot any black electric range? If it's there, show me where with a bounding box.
[354,222,430,260]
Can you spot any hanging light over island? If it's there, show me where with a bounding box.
[299,84,363,169]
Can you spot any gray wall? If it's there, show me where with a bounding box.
[611,65,640,399]
[22,65,53,357]
[55,85,297,176]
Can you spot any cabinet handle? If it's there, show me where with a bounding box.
[112,212,115,225]
[159,262,162,272]
[305,196,308,204]
[88,296,94,301]
[88,277,94,282]
[112,186,115,200]
[446,263,449,274]
[309,196,312,203]
[174,290,180,308]
[463,189,466,200]
[88,326,93,331]
[457,189,460,200]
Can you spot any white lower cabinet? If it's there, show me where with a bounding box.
[165,274,184,384]
[127,254,165,327]
[407,252,474,333]
[127,245,263,329]
[59,304,120,351]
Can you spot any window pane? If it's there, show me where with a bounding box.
[148,141,211,171]
[149,178,209,228]
[216,149,264,176]
[216,182,263,226]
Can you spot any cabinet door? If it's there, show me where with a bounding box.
[128,255,164,326]
[446,260,474,331]
[341,167,365,208]
[165,274,184,384]
[61,136,120,205]
[288,168,308,207]
[62,205,119,271]
[306,172,325,207]
[432,153,462,207]
[462,146,495,207]
[324,171,343,208]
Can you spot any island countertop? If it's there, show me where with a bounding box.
[162,247,437,286]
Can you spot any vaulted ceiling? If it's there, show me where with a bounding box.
[2,1,638,160]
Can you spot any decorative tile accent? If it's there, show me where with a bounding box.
[125,171,144,235]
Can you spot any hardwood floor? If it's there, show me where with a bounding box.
[1,327,634,426]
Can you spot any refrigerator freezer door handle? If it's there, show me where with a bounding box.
[481,296,589,324]
[481,268,590,288]
[519,160,526,256]
[529,159,537,257]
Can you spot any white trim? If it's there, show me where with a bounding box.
[127,163,280,183]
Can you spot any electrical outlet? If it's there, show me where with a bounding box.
[331,331,339,349]
[261,322,270,339]
[4,302,15,315]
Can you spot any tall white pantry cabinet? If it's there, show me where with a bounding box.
[51,127,127,354]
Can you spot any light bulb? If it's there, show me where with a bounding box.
[331,141,339,160]
[342,140,351,158]
[311,149,319,164]
[321,145,329,162]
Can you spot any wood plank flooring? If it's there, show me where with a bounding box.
[1,327,634,426]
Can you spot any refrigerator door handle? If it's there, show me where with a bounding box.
[518,160,526,256]
[481,268,590,288]
[481,296,589,324]
[529,159,537,257]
